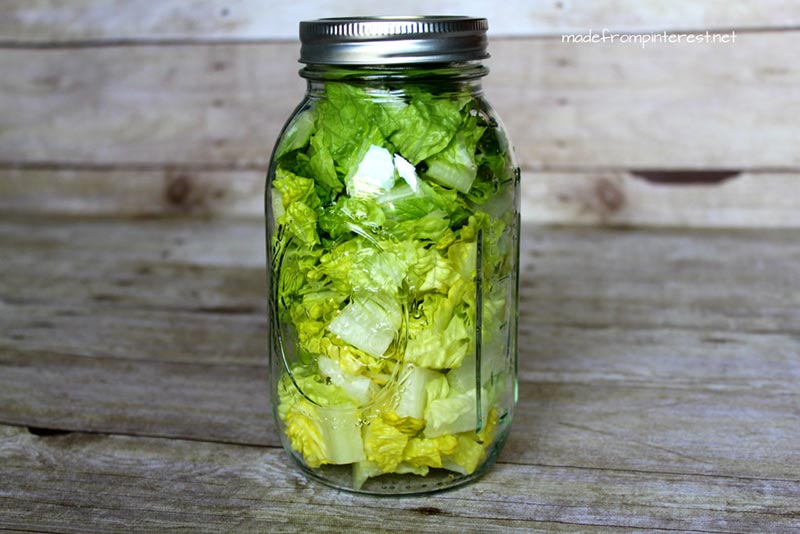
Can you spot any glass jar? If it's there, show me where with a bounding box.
[266,16,520,495]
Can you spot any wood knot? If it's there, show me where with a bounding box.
[165,174,193,208]
[593,177,625,214]
[33,74,63,89]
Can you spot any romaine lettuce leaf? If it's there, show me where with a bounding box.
[389,91,463,164]
[395,364,443,420]
[274,108,315,159]
[424,114,485,193]
[271,78,516,486]
[328,292,402,358]
[277,368,365,467]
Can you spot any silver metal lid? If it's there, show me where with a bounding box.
[299,16,489,65]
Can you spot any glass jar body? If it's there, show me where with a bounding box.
[266,65,520,495]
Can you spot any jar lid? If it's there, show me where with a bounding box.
[299,16,489,65]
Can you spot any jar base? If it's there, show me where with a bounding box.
[286,422,511,496]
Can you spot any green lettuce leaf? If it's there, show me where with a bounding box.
[274,108,315,159]
[318,196,385,240]
[270,79,517,485]
[390,91,463,164]
[442,408,500,474]
[328,291,402,358]
[277,367,365,467]
[424,114,485,193]
[306,129,343,195]
[423,387,489,438]
[395,364,444,420]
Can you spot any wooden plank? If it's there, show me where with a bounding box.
[3,296,798,393]
[1,424,798,533]
[0,218,798,481]
[0,168,265,218]
[2,169,799,228]
[520,229,800,334]
[0,346,274,446]
[2,333,798,480]
[522,172,800,228]
[0,219,268,321]
[0,304,266,366]
[1,0,798,43]
[0,44,303,168]
[0,216,266,268]
[520,325,800,394]
[1,32,799,169]
[2,218,798,334]
[490,33,800,170]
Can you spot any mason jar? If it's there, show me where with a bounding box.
[266,16,520,494]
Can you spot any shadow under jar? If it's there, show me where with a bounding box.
[266,16,521,495]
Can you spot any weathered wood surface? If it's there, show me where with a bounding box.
[2,169,799,228]
[1,2,799,530]
[2,32,799,170]
[1,216,798,532]
[0,168,266,219]
[2,425,799,534]
[2,2,798,231]
[1,0,798,43]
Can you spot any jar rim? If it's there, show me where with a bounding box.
[299,16,489,65]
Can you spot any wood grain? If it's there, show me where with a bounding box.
[522,172,800,228]
[3,344,799,480]
[0,43,303,168]
[4,217,798,334]
[1,32,798,170]
[2,169,799,228]
[2,2,798,531]
[0,168,265,218]
[1,424,798,533]
[1,218,798,480]
[1,0,798,43]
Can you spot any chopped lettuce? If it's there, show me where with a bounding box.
[442,408,500,474]
[274,108,315,159]
[424,387,490,438]
[389,90,464,164]
[345,144,396,198]
[424,115,485,193]
[405,311,470,369]
[363,413,410,472]
[395,364,443,419]
[277,369,365,467]
[271,80,517,489]
[283,401,364,467]
[318,356,376,405]
[404,435,459,468]
[306,130,342,195]
[327,292,402,357]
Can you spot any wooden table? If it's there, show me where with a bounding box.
[2,2,800,531]
[2,215,798,533]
